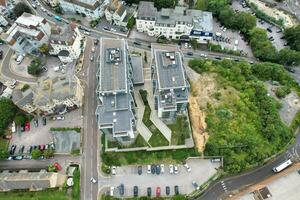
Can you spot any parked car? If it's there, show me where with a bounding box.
[156,187,161,197]
[134,41,141,45]
[28,146,33,154]
[174,185,179,195]
[50,142,55,150]
[90,55,94,61]
[187,52,193,56]
[119,184,124,196]
[19,145,25,154]
[0,50,3,60]
[39,144,45,151]
[25,122,30,131]
[110,186,114,196]
[91,47,95,52]
[16,55,24,64]
[151,164,156,174]
[133,186,138,197]
[10,145,16,155]
[20,125,25,132]
[13,155,23,160]
[160,164,164,173]
[103,26,109,31]
[54,162,62,171]
[169,164,174,174]
[174,165,178,174]
[147,187,151,197]
[192,181,200,190]
[147,165,151,174]
[42,117,47,125]
[53,116,65,120]
[33,119,38,127]
[138,166,142,175]
[166,186,170,196]
[184,163,191,172]
[94,39,99,45]
[111,166,116,175]
[156,165,161,175]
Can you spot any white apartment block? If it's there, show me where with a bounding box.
[60,0,109,19]
[136,1,213,43]
[0,15,8,26]
[49,22,83,63]
[4,13,51,54]
[105,0,127,27]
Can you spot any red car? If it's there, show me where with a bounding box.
[25,122,30,131]
[54,162,62,171]
[156,187,161,197]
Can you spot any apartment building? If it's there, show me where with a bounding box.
[151,44,189,122]
[49,22,83,63]
[60,0,109,19]
[4,13,51,54]
[104,0,127,27]
[0,15,8,26]
[96,38,136,144]
[136,1,213,43]
[12,75,83,114]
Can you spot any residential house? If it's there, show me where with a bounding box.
[136,1,213,43]
[104,0,127,27]
[60,0,109,19]
[0,170,66,191]
[151,44,190,122]
[4,13,51,54]
[96,38,137,144]
[49,22,83,63]
[0,15,8,26]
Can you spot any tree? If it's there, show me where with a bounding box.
[44,149,54,159]
[32,149,42,159]
[277,48,300,66]
[126,16,136,29]
[0,149,8,160]
[27,58,42,76]
[54,4,63,14]
[284,25,300,51]
[48,164,57,172]
[0,98,17,135]
[14,113,27,126]
[154,0,178,9]
[13,2,32,17]
[39,44,50,55]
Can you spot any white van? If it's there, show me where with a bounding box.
[11,121,16,133]
[16,55,24,64]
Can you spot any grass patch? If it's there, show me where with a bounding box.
[0,138,9,150]
[195,0,207,10]
[72,167,80,200]
[144,105,169,147]
[0,189,71,200]
[71,149,80,155]
[107,134,149,149]
[168,116,191,145]
[101,148,200,166]
[50,127,81,133]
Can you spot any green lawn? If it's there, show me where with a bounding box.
[106,134,149,149]
[143,105,169,147]
[101,148,200,166]
[0,189,71,200]
[72,168,80,200]
[0,138,9,150]
[168,116,191,145]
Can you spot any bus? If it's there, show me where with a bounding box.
[272,159,293,173]
[54,16,62,21]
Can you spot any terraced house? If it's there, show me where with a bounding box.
[96,38,136,144]
[136,1,213,43]
[4,13,51,54]
[60,0,109,19]
[105,0,128,27]
[151,44,190,122]
[49,22,83,63]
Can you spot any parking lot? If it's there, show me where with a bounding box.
[231,0,287,50]
[101,158,221,197]
[9,109,83,157]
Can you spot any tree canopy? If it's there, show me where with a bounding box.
[13,2,32,17]
[0,98,17,135]
[284,25,300,51]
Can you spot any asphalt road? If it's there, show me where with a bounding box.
[80,37,100,200]
[198,130,300,200]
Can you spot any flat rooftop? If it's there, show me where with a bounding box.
[15,12,45,27]
[130,55,144,85]
[154,48,186,89]
[99,38,127,93]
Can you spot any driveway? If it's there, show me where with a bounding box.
[9,109,83,154]
[100,158,221,197]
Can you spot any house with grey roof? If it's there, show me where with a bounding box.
[96,38,137,144]
[151,44,189,122]
[12,88,36,113]
[0,170,66,191]
[136,1,213,43]
[60,0,109,19]
[105,0,127,27]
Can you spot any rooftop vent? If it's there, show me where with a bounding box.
[172,77,175,82]
[113,119,117,123]
[111,101,115,107]
[113,112,116,116]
